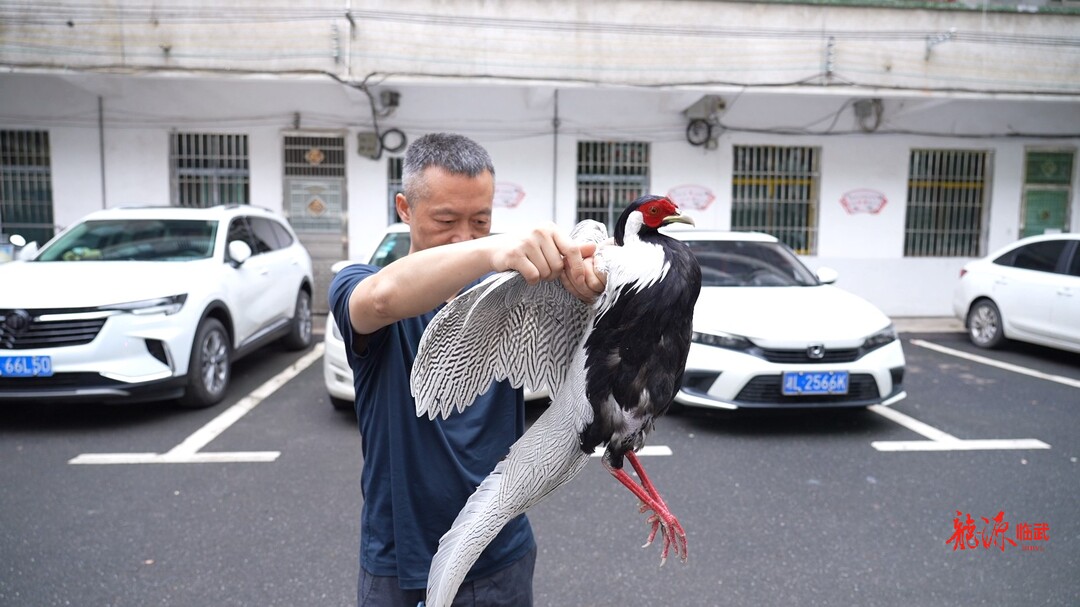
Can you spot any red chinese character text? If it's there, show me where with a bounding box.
[979,511,1016,552]
[946,511,979,551]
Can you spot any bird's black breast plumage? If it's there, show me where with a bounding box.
[579,232,702,467]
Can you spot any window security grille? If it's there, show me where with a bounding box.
[1020,149,1074,238]
[284,136,345,178]
[0,130,54,244]
[388,156,404,224]
[576,141,650,231]
[731,145,819,254]
[904,149,990,257]
[170,133,250,208]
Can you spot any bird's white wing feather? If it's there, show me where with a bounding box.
[411,219,608,420]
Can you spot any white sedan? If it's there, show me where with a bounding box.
[952,233,1080,353]
[671,230,906,411]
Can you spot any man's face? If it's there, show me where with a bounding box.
[397,166,494,253]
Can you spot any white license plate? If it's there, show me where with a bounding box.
[0,355,54,377]
[782,370,848,395]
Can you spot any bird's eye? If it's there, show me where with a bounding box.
[648,206,659,215]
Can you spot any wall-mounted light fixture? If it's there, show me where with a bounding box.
[853,98,884,133]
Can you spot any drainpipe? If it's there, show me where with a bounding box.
[98,96,107,208]
[551,88,560,223]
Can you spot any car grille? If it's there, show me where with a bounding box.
[0,309,108,350]
[760,348,860,364]
[735,373,880,404]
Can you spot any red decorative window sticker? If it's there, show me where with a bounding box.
[493,182,526,208]
[666,185,716,211]
[840,189,888,214]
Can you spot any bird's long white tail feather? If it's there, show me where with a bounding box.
[425,399,590,607]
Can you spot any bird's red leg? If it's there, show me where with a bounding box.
[603,452,688,565]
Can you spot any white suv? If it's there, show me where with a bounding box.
[0,205,314,408]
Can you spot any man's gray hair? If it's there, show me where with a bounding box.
[401,133,495,206]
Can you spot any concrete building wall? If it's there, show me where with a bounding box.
[1,1,1078,316]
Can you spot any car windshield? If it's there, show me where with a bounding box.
[370,232,411,267]
[35,219,218,262]
[683,239,819,287]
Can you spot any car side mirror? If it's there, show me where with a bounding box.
[15,241,38,260]
[816,267,839,285]
[227,240,253,266]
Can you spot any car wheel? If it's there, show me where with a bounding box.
[330,395,353,412]
[180,318,231,409]
[282,290,313,350]
[967,299,1005,349]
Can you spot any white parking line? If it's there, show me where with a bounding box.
[591,445,672,458]
[69,344,324,465]
[910,339,1080,389]
[868,338,1062,452]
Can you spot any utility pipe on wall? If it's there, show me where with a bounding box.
[98,96,107,208]
[552,88,560,223]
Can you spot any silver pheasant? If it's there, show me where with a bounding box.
[411,196,701,607]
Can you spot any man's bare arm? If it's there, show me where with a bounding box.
[348,224,602,336]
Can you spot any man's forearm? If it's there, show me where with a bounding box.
[348,238,496,335]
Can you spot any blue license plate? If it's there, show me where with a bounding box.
[0,355,54,377]
[782,370,848,395]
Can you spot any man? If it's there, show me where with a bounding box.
[329,132,604,606]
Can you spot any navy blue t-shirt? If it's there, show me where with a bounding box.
[328,263,534,590]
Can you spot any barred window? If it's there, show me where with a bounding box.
[0,130,54,244]
[731,145,819,254]
[576,141,650,231]
[388,156,404,224]
[1020,149,1074,238]
[284,136,345,179]
[170,133,249,208]
[904,149,990,257]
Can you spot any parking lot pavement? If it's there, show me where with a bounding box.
[891,316,965,333]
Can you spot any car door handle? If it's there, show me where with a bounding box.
[260,269,270,276]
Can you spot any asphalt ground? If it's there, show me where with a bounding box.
[2,325,1077,607]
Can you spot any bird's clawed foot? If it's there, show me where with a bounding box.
[639,499,688,566]
[605,451,688,565]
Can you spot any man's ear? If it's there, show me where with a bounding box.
[395,193,411,224]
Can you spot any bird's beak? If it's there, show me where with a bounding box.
[661,213,695,227]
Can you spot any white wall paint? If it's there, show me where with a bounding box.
[49,127,103,228]
[2,73,1077,317]
[104,129,170,209]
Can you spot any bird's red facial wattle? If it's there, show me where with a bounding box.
[639,198,679,228]
[639,197,696,230]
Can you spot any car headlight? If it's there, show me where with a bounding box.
[103,294,188,316]
[862,324,897,351]
[692,330,754,351]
